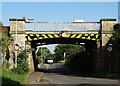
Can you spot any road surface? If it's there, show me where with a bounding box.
[38,63,119,86]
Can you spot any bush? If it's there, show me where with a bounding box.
[13,49,30,74]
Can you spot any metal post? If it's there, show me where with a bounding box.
[107,43,113,72]
[64,52,66,61]
[41,47,42,64]
[109,52,111,72]
[15,19,17,67]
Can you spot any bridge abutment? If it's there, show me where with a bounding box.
[100,19,116,70]
[9,18,35,72]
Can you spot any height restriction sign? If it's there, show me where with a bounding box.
[62,32,66,37]
[14,44,19,51]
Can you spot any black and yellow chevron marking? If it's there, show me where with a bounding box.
[25,33,100,41]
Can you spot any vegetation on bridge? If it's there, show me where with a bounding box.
[109,23,120,72]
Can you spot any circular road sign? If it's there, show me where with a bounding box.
[107,46,112,52]
[62,32,66,37]
[14,44,19,51]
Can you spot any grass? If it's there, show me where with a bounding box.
[1,68,27,85]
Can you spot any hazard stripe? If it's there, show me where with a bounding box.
[42,34,48,38]
[96,34,99,39]
[81,37,86,39]
[76,34,82,38]
[54,34,59,38]
[87,36,91,40]
[48,34,54,38]
[92,38,96,40]
[84,34,89,36]
[36,34,39,37]
[34,38,38,40]
[30,33,34,36]
[25,34,28,37]
[39,37,43,39]
[25,33,100,41]
[71,34,77,38]
[28,36,32,41]
[66,33,70,38]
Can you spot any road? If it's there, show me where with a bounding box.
[39,63,119,86]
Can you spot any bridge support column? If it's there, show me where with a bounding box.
[9,18,26,68]
[85,41,97,73]
[31,42,39,71]
[100,19,116,70]
[26,42,35,73]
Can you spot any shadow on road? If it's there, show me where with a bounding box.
[36,63,92,77]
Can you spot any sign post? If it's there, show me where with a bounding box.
[14,44,19,67]
[107,44,113,72]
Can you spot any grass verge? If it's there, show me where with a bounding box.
[1,68,27,86]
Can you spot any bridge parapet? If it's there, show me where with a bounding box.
[26,21,100,32]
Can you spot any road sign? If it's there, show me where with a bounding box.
[14,44,19,51]
[107,46,112,52]
[62,32,66,37]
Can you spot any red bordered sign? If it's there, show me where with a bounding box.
[62,32,66,37]
[14,44,19,51]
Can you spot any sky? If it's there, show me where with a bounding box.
[1,2,118,53]
[2,2,118,25]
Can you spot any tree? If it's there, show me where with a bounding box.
[13,48,33,74]
[36,47,52,64]
[109,23,120,72]
[54,44,84,62]
[1,29,14,67]
[0,21,3,28]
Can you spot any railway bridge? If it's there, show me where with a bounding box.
[9,18,116,72]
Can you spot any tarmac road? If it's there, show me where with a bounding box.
[39,63,119,86]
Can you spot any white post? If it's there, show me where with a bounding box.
[15,19,17,68]
[64,52,66,61]
[41,47,42,64]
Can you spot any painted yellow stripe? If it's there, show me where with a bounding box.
[96,34,99,38]
[90,34,94,36]
[92,38,96,40]
[36,34,39,37]
[30,34,34,36]
[81,37,86,39]
[66,33,70,38]
[42,34,48,38]
[84,34,88,36]
[39,37,43,39]
[34,38,38,40]
[25,34,28,37]
[71,34,76,38]
[48,34,54,38]
[54,34,59,38]
[76,34,82,38]
[28,36,32,41]
[87,36,91,40]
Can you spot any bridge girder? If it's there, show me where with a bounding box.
[25,32,100,41]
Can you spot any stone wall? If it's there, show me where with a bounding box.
[100,19,116,70]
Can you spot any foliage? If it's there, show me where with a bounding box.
[0,21,3,28]
[36,47,52,64]
[1,68,27,85]
[54,44,84,62]
[109,23,120,72]
[13,48,33,74]
[1,30,14,67]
